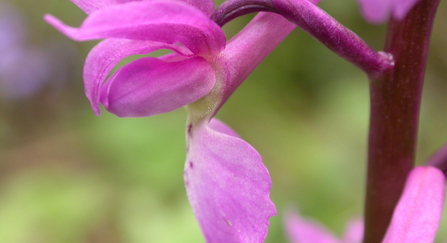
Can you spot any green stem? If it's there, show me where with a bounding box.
[363,0,440,242]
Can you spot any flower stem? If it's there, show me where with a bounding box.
[363,0,440,242]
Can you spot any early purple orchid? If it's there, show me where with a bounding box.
[357,0,422,23]
[286,166,446,243]
[45,0,296,241]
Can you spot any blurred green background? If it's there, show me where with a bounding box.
[1,0,447,242]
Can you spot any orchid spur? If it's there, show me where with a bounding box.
[286,166,446,243]
[45,0,298,241]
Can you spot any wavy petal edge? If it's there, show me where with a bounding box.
[184,118,276,242]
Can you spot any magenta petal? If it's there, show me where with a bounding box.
[84,38,192,116]
[44,1,225,56]
[285,210,339,243]
[382,166,446,243]
[184,118,276,242]
[100,56,215,117]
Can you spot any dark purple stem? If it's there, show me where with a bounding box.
[363,0,440,242]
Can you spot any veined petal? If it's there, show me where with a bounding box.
[382,166,445,243]
[184,118,276,243]
[100,56,215,117]
[44,1,225,56]
[285,210,339,243]
[70,0,214,16]
[84,38,193,116]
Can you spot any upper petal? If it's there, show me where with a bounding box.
[184,118,276,243]
[382,166,445,243]
[44,1,225,56]
[70,0,214,16]
[84,38,193,116]
[100,56,215,117]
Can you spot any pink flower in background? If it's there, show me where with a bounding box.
[45,0,295,241]
[382,166,445,243]
[0,3,50,100]
[286,166,445,243]
[358,0,421,23]
[285,210,363,243]
[0,3,77,101]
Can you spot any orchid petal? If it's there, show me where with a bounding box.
[382,166,445,243]
[70,0,214,16]
[84,38,193,116]
[44,1,225,56]
[100,56,215,117]
[285,210,339,243]
[184,118,276,243]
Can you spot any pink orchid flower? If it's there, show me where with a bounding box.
[286,166,445,243]
[45,0,297,241]
[358,0,421,23]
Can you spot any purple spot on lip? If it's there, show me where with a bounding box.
[187,124,193,134]
[189,161,194,168]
